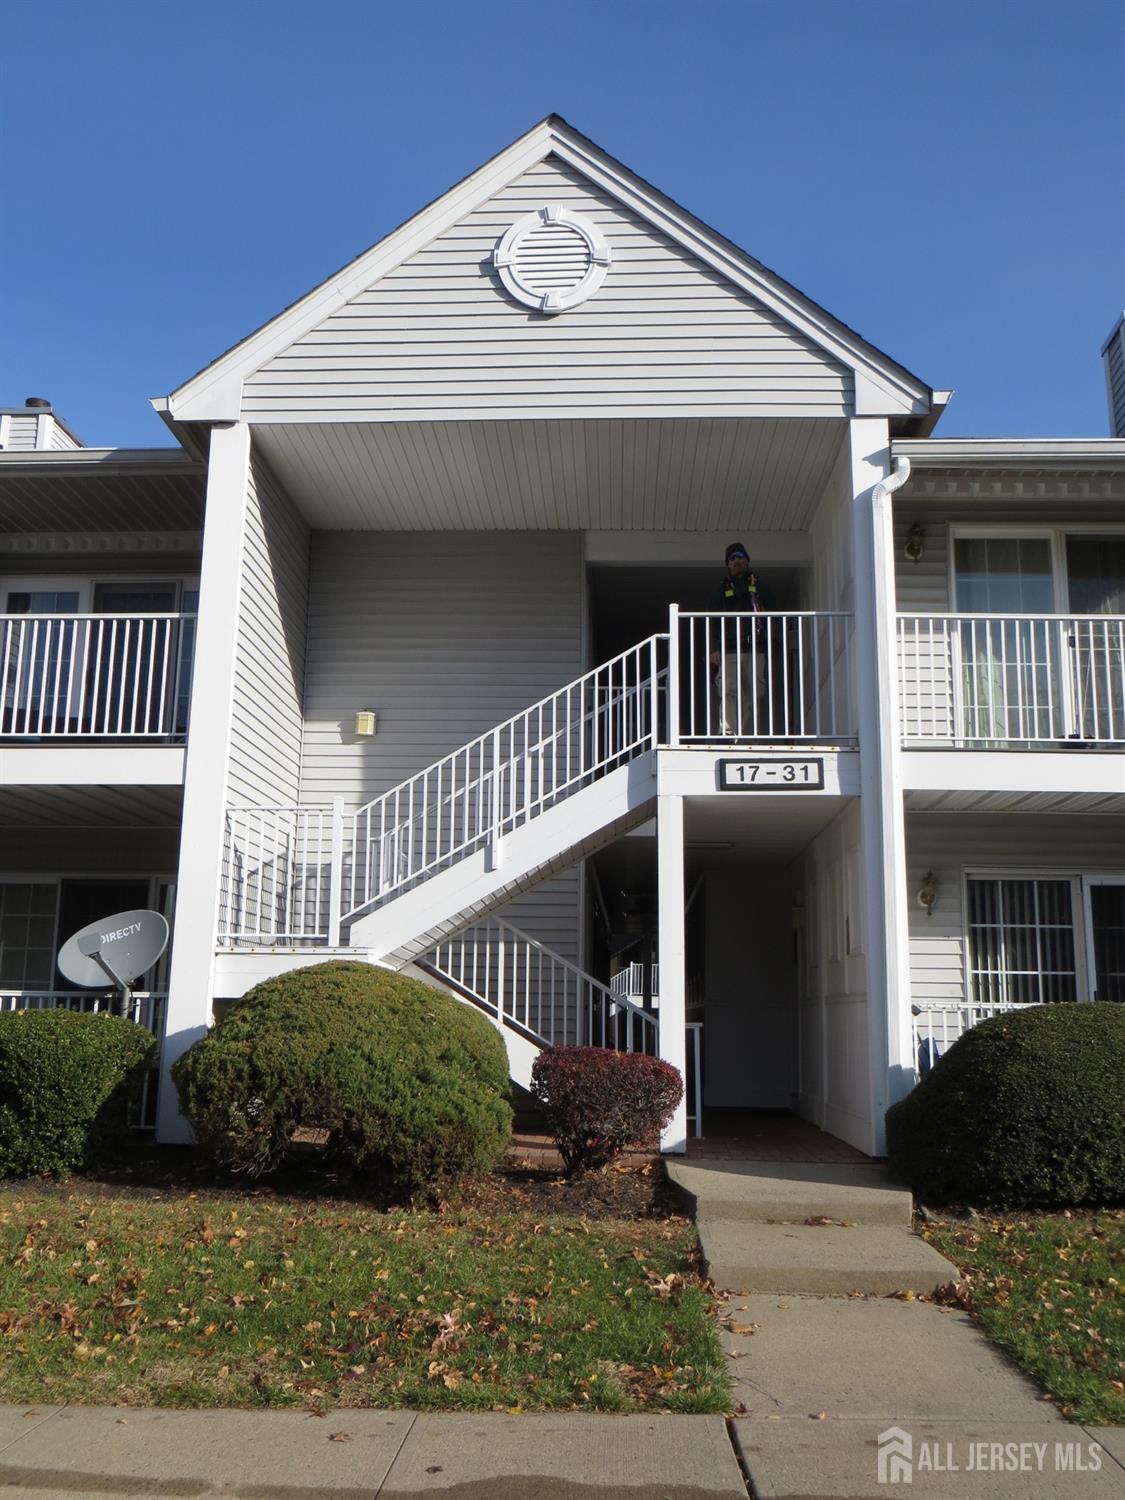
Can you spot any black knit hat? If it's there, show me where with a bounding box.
[725,542,749,563]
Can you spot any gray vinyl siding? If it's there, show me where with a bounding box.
[1105,320,1125,438]
[49,422,81,451]
[3,415,40,451]
[243,155,852,423]
[301,531,584,958]
[905,811,1125,1006]
[226,451,309,807]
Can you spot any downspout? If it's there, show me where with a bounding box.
[869,453,911,1152]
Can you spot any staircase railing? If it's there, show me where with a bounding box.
[342,635,667,921]
[423,917,659,1054]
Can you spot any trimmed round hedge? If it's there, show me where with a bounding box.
[0,1008,155,1176]
[172,961,512,1196]
[886,1002,1125,1208]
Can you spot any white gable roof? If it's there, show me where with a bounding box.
[160,116,933,426]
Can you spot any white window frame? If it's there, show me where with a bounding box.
[948,524,1125,615]
[961,866,1125,1005]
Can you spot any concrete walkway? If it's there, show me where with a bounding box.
[0,1405,747,1499]
[668,1155,1124,1496]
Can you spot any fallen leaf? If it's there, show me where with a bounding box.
[329,1432,352,1443]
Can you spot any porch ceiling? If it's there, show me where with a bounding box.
[252,417,845,532]
[599,793,851,892]
[0,785,183,830]
[904,788,1125,816]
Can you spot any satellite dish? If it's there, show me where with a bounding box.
[57,909,169,990]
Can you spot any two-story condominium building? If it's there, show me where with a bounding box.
[2,118,1122,1156]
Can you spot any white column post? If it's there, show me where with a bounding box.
[657,790,688,1152]
[157,422,252,1142]
[849,418,912,1156]
[666,604,680,747]
[327,796,344,947]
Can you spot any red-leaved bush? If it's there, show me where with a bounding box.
[530,1046,683,1174]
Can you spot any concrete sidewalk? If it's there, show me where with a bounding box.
[0,1405,748,1499]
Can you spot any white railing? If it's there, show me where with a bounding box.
[220,803,344,945]
[0,613,196,739]
[0,990,167,1128]
[910,998,1034,1075]
[674,609,855,743]
[612,961,660,1003]
[343,635,667,921]
[897,614,1125,746]
[424,918,659,1054]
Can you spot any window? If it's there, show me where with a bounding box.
[0,883,59,989]
[966,877,1077,1005]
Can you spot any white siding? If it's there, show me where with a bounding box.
[301,531,585,958]
[3,415,40,451]
[905,811,1125,1006]
[49,422,81,451]
[244,155,852,424]
[226,451,309,807]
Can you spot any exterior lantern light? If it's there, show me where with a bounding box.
[917,871,938,916]
[904,523,925,564]
[354,710,377,737]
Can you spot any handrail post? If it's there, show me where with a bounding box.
[667,604,680,748]
[327,797,344,946]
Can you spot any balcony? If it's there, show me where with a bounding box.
[1,613,196,741]
[897,614,1125,748]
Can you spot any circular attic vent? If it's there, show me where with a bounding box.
[493,205,611,314]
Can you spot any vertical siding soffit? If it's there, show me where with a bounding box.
[158,114,933,426]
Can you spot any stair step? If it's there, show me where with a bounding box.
[699,1220,957,1296]
[667,1160,913,1228]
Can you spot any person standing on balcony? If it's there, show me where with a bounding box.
[710,541,767,736]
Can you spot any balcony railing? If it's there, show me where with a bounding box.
[911,998,1032,1077]
[897,614,1125,746]
[0,613,196,740]
[674,610,855,743]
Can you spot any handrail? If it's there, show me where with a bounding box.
[343,633,667,920]
[425,916,658,1054]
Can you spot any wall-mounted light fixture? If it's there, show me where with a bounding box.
[904,523,925,564]
[354,711,377,737]
[917,870,938,917]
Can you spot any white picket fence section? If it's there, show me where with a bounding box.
[898,614,1125,745]
[0,613,195,738]
[674,609,855,743]
[910,998,1033,1074]
[424,918,659,1054]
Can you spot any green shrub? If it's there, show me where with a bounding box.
[886,1003,1125,1208]
[531,1046,683,1173]
[172,961,512,1197]
[0,1009,155,1176]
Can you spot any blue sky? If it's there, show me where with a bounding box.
[2,0,1122,447]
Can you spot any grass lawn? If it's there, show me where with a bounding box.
[924,1211,1125,1425]
[0,1164,729,1415]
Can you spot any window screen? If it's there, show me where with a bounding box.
[966,877,1076,1005]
